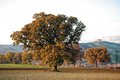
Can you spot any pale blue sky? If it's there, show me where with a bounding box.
[0,0,120,44]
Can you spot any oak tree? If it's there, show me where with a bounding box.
[13,52,22,64]
[5,52,15,63]
[11,12,86,71]
[84,47,110,68]
[0,54,6,63]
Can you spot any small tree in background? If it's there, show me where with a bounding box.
[84,47,110,68]
[11,12,86,71]
[5,52,15,63]
[0,54,6,63]
[21,52,27,64]
[22,52,32,64]
[13,52,22,64]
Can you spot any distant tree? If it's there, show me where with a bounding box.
[0,54,6,63]
[13,52,22,64]
[5,52,15,63]
[21,52,27,64]
[84,47,110,68]
[0,54,3,63]
[22,52,32,64]
[11,12,86,71]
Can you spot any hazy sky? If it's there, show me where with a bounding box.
[0,0,120,44]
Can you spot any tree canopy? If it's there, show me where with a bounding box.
[84,47,110,68]
[11,12,86,71]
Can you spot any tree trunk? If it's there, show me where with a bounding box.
[74,63,75,67]
[52,65,58,71]
[95,61,97,68]
[102,63,103,68]
[79,59,81,67]
[68,61,69,67]
[116,53,118,68]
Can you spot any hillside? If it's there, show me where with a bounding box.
[0,41,120,63]
[0,45,23,54]
[80,41,120,63]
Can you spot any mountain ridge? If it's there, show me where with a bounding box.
[0,45,23,54]
[0,41,120,63]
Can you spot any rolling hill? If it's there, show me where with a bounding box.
[0,45,23,54]
[0,41,120,63]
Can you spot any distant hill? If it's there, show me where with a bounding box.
[0,41,120,63]
[80,41,120,63]
[0,45,23,54]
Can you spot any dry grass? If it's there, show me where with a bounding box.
[0,67,120,80]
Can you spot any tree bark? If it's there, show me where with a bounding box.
[79,59,81,67]
[74,63,75,67]
[102,63,104,68]
[95,61,97,68]
[52,65,58,71]
[68,61,69,67]
[116,53,118,68]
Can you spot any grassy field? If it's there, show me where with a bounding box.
[0,64,120,80]
[0,64,47,68]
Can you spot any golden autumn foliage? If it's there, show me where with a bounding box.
[84,47,110,68]
[22,52,32,64]
[13,52,22,64]
[0,54,6,63]
[11,12,86,71]
[5,52,15,63]
[32,52,40,61]
[40,42,65,67]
